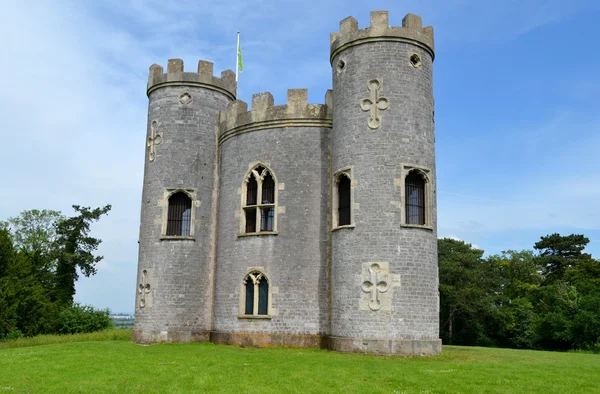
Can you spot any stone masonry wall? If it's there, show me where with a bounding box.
[330,13,439,349]
[214,124,330,337]
[134,70,232,342]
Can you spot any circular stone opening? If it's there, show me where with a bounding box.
[336,59,345,73]
[410,54,422,68]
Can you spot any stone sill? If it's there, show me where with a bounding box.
[160,236,195,241]
[238,231,278,238]
[332,224,355,232]
[400,224,433,231]
[238,315,271,320]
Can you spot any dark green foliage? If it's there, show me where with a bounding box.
[439,233,600,351]
[58,303,113,335]
[534,233,591,284]
[54,205,111,306]
[0,205,110,338]
[0,329,23,342]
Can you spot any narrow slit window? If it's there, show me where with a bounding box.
[405,171,425,225]
[245,208,257,233]
[260,207,274,231]
[338,175,351,226]
[258,278,268,315]
[245,279,254,315]
[166,192,192,236]
[247,176,258,206]
[262,173,275,204]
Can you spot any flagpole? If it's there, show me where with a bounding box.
[235,31,240,82]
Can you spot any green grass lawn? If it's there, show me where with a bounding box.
[1,332,599,393]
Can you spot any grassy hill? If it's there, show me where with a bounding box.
[1,331,598,393]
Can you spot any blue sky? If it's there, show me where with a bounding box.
[1,0,599,313]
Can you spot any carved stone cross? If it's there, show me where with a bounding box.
[361,263,389,311]
[138,269,151,308]
[147,120,162,162]
[360,79,389,129]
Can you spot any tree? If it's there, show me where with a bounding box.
[438,238,493,345]
[488,250,542,300]
[53,205,111,306]
[534,233,591,284]
[4,209,63,255]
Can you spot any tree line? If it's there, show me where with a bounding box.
[0,206,112,339]
[439,234,600,351]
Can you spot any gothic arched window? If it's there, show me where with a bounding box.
[405,170,426,226]
[242,271,269,316]
[166,191,192,236]
[242,164,277,234]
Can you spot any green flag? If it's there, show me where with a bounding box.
[237,40,243,72]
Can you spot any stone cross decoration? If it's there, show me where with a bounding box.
[361,263,389,311]
[138,269,151,308]
[360,79,389,129]
[147,120,162,162]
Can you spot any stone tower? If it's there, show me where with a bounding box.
[133,10,440,356]
[329,11,440,355]
[133,59,236,343]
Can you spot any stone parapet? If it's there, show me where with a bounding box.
[147,59,236,100]
[218,89,332,145]
[330,11,434,63]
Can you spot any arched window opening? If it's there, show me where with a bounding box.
[166,192,192,236]
[338,175,351,226]
[243,271,269,316]
[242,165,277,234]
[260,172,275,231]
[405,171,425,225]
[245,174,258,233]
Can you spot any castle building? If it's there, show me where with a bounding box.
[134,10,441,356]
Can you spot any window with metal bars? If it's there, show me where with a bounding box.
[243,271,269,316]
[337,175,351,226]
[166,192,192,236]
[242,165,277,234]
[405,171,425,225]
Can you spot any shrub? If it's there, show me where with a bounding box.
[0,329,23,342]
[58,303,113,335]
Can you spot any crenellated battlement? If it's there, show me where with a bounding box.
[147,59,236,100]
[330,11,434,63]
[218,89,332,145]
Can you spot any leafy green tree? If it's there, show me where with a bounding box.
[438,238,495,345]
[4,209,63,255]
[534,234,591,284]
[571,292,600,349]
[533,281,578,350]
[0,231,59,337]
[0,229,18,335]
[53,205,111,306]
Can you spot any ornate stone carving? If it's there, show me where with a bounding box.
[361,263,389,311]
[360,79,389,129]
[179,92,193,105]
[359,262,400,311]
[147,121,162,162]
[138,269,152,308]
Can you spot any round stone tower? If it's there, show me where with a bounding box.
[329,11,441,355]
[133,59,236,343]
